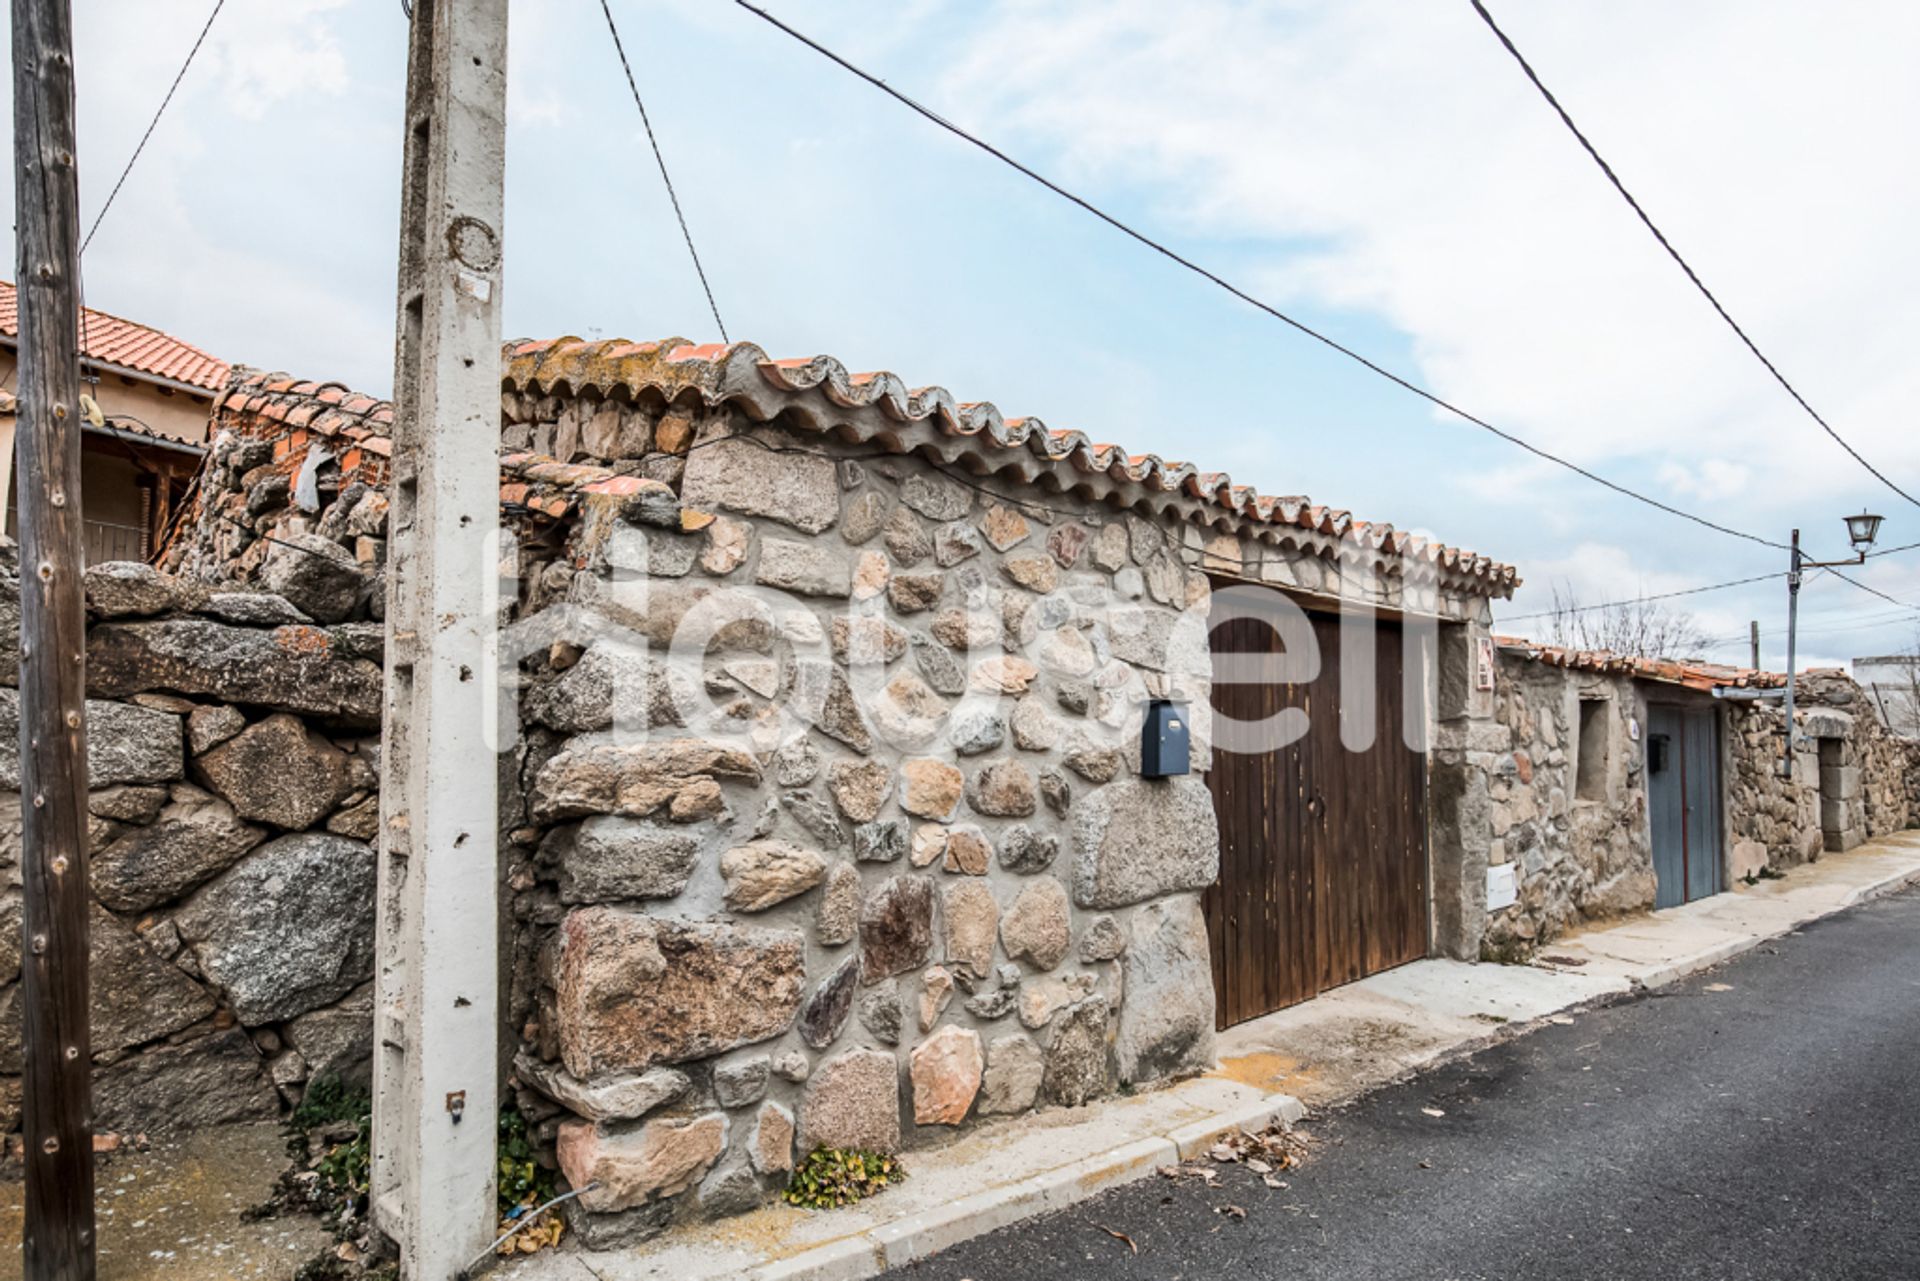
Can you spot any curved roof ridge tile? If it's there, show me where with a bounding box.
[487,336,1516,595]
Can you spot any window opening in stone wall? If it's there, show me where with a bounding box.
[1575,697,1610,802]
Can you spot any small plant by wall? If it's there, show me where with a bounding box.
[783,1147,905,1210]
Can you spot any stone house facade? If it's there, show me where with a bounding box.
[1482,641,1916,956]
[1724,668,1912,861]
[0,281,226,563]
[142,337,1517,1241]
[1479,654,1653,955]
[48,331,1907,1242]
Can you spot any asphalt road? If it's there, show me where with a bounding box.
[894,886,1920,1281]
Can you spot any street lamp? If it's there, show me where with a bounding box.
[1779,512,1887,777]
[1844,511,1885,554]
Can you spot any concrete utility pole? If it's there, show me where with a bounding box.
[372,1,508,1276]
[1749,620,1760,672]
[12,0,96,1274]
[1782,530,1801,779]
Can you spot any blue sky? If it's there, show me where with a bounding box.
[11,0,1920,666]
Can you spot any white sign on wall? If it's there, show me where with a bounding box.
[1486,862,1519,912]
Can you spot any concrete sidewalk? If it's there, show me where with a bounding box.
[509,830,1920,1281]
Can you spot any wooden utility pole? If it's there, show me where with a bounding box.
[12,0,95,1275]
[371,0,508,1276]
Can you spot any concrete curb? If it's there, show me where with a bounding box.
[1840,861,1920,910]
[749,1095,1308,1280]
[534,842,1920,1281]
[1634,859,1920,990]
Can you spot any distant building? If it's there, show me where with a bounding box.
[0,280,227,562]
[1855,654,1920,738]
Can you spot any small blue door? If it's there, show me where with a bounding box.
[1648,704,1723,908]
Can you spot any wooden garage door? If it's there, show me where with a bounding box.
[1202,604,1429,1028]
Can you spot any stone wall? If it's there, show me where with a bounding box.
[1903,739,1920,818]
[159,371,392,613]
[0,551,384,1144]
[1726,670,1913,865]
[489,395,1234,1245]
[1481,659,1652,956]
[1725,701,1820,866]
[153,371,1252,1242]
[1482,650,1920,958]
[137,353,1516,1241]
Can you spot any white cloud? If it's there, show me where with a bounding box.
[1657,459,1753,504]
[8,0,1918,665]
[203,0,352,118]
[937,0,1920,509]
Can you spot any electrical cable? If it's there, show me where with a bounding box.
[1496,571,1780,625]
[454,1181,600,1279]
[727,0,1788,553]
[1701,608,1915,647]
[1497,536,1920,628]
[1817,564,1920,612]
[1468,0,1920,511]
[598,0,730,343]
[80,0,227,257]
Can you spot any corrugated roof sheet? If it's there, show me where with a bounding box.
[502,336,1520,596]
[0,279,230,393]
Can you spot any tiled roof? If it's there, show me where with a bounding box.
[0,279,230,393]
[214,338,1523,599]
[214,367,396,454]
[501,336,1519,597]
[212,368,616,519]
[1495,635,1787,692]
[0,384,205,454]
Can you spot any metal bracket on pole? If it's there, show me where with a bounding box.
[372,0,508,1275]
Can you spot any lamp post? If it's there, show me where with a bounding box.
[1780,511,1886,777]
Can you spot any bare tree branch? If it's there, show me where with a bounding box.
[1543,580,1714,660]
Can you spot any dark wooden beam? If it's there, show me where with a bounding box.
[12,0,96,1274]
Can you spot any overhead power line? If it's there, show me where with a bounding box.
[1468,0,1920,512]
[1818,564,1920,612]
[1703,606,1915,648]
[1498,537,1920,626]
[1867,537,1920,561]
[598,0,730,343]
[80,0,227,256]
[729,0,1789,554]
[1496,571,1781,625]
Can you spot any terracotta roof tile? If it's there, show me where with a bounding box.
[1494,635,1787,692]
[208,338,1523,600]
[500,336,1520,597]
[0,279,228,393]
